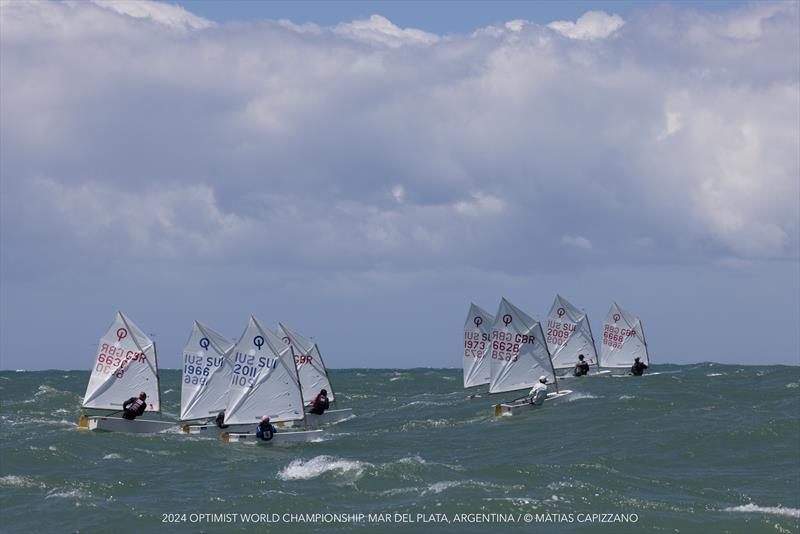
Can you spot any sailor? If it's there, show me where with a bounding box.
[309,389,330,415]
[528,376,549,405]
[573,354,590,377]
[215,410,228,429]
[122,391,147,420]
[630,357,648,376]
[255,416,276,441]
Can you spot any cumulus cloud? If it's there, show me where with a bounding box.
[548,11,625,40]
[0,0,797,281]
[91,0,214,30]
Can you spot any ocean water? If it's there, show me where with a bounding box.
[1,364,798,533]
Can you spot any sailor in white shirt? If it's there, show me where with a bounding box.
[528,376,549,405]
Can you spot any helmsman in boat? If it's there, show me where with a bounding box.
[122,392,147,420]
[630,357,648,376]
[308,389,330,415]
[573,354,590,377]
[528,376,549,405]
[256,416,277,441]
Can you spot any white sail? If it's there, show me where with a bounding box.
[223,316,305,425]
[277,323,334,404]
[463,303,495,388]
[599,302,650,368]
[179,321,235,421]
[488,298,556,394]
[83,312,161,412]
[545,294,598,370]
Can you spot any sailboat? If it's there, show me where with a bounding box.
[78,312,173,433]
[598,302,651,373]
[221,316,322,444]
[276,322,354,426]
[545,294,605,377]
[488,298,571,417]
[179,321,253,436]
[463,302,494,397]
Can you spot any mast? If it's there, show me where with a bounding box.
[585,312,600,370]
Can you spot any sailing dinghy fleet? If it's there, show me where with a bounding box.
[78,312,352,443]
[463,296,651,416]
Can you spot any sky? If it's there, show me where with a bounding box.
[0,0,798,370]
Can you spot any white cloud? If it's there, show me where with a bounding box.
[91,0,214,30]
[392,184,406,203]
[335,14,439,48]
[0,1,797,276]
[560,236,593,251]
[548,11,624,40]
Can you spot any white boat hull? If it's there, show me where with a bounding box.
[79,415,175,433]
[557,370,611,379]
[221,429,323,444]
[494,390,572,417]
[181,423,254,436]
[278,409,354,429]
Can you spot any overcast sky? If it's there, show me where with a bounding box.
[1,0,798,370]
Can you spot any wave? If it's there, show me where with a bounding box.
[277,456,370,481]
[0,475,45,489]
[723,504,800,518]
[46,488,90,500]
[565,392,599,402]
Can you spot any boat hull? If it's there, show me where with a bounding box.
[494,390,572,417]
[556,370,611,379]
[79,415,175,433]
[278,409,354,429]
[181,423,254,436]
[221,429,323,444]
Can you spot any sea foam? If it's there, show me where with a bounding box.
[278,456,369,481]
[723,504,800,518]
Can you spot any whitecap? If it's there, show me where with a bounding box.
[0,475,45,489]
[706,373,725,377]
[786,382,798,389]
[277,456,370,481]
[46,488,89,500]
[103,453,123,460]
[565,392,598,402]
[619,395,636,400]
[163,389,174,394]
[723,504,800,518]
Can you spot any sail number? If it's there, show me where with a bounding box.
[183,354,224,385]
[546,320,575,346]
[464,332,487,358]
[602,325,636,348]
[95,344,146,377]
[230,352,278,387]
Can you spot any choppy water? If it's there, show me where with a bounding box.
[1,364,798,533]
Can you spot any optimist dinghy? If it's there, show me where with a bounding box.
[277,323,354,425]
[545,294,605,378]
[220,316,325,445]
[598,302,651,374]
[78,312,173,433]
[463,302,495,399]
[488,298,571,416]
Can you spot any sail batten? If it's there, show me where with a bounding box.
[463,303,495,388]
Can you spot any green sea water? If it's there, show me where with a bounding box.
[1,365,798,533]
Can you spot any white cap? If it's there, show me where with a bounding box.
[539,375,548,382]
